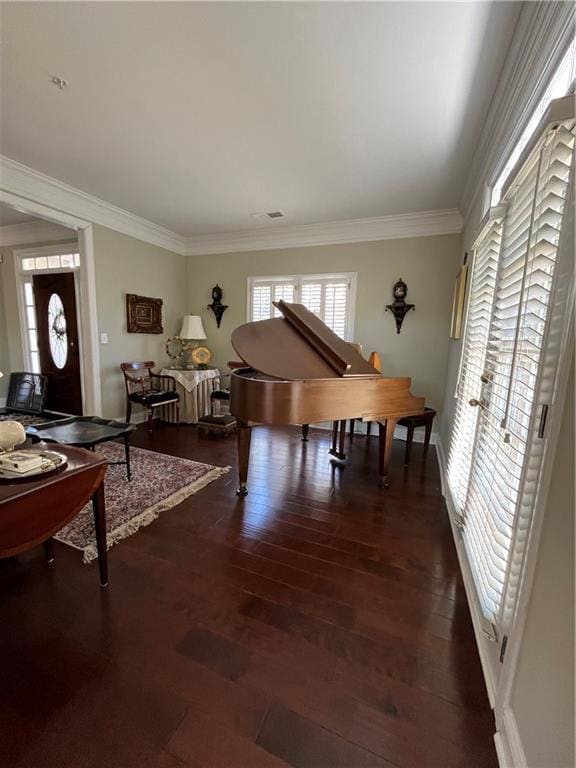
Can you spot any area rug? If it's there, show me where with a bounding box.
[55,442,230,563]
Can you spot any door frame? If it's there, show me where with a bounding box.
[14,245,84,412]
[0,190,101,415]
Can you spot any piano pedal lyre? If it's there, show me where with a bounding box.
[328,419,348,463]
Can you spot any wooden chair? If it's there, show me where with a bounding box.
[120,361,180,432]
[6,372,48,412]
[352,351,382,439]
[197,362,237,438]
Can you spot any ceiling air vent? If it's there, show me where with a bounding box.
[251,210,286,220]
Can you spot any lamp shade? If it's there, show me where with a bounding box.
[179,315,207,340]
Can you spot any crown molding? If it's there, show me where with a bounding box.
[0,156,462,257]
[0,156,188,255]
[185,208,462,256]
[0,219,77,247]
[460,1,575,224]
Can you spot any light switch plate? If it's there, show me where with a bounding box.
[100,333,108,344]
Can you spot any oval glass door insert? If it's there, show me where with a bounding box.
[47,293,68,369]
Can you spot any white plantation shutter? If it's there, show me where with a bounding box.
[300,281,322,315]
[447,213,503,512]
[251,283,273,322]
[249,279,296,321]
[300,276,350,338]
[448,100,575,630]
[272,282,295,316]
[249,273,355,340]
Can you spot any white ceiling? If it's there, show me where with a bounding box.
[0,2,521,238]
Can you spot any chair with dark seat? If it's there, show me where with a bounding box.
[7,371,47,412]
[120,361,180,432]
[0,372,68,426]
[196,363,237,437]
[209,360,245,416]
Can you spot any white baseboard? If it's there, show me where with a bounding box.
[0,397,6,408]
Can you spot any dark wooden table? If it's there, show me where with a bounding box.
[0,442,109,586]
[27,416,135,481]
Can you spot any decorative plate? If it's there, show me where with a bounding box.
[191,345,212,366]
[0,450,68,482]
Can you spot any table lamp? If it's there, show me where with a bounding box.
[180,315,207,369]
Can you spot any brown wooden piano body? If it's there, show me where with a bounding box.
[230,301,425,495]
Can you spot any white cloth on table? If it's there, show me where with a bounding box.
[160,368,220,424]
[163,368,220,393]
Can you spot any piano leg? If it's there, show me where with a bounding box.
[301,424,309,442]
[338,419,347,457]
[330,421,339,453]
[236,421,252,497]
[378,418,398,488]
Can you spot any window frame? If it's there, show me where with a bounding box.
[246,271,357,341]
[484,38,576,214]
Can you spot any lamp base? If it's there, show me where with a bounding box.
[181,344,196,370]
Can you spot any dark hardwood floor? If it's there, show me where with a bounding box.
[0,424,497,768]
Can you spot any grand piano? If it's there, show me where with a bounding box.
[230,300,425,496]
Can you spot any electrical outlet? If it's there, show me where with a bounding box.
[100,333,108,344]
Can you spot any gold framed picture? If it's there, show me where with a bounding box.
[450,263,468,340]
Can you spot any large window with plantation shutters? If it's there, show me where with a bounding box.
[447,97,575,638]
[247,273,356,340]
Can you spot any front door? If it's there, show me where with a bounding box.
[33,273,82,414]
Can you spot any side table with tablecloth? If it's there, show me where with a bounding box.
[160,368,220,424]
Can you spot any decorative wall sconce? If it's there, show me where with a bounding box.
[385,278,415,334]
[207,284,228,328]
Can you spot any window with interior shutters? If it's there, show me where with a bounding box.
[248,273,355,340]
[447,102,575,629]
[272,282,295,316]
[251,283,273,322]
[447,214,503,512]
[300,277,350,338]
[249,279,296,322]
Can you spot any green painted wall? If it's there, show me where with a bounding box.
[92,225,188,419]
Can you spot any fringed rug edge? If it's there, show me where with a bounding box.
[55,464,231,564]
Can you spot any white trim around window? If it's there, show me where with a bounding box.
[246,272,357,341]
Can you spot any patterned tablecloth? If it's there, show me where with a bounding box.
[160,368,220,424]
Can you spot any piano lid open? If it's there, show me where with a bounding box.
[231,301,380,380]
